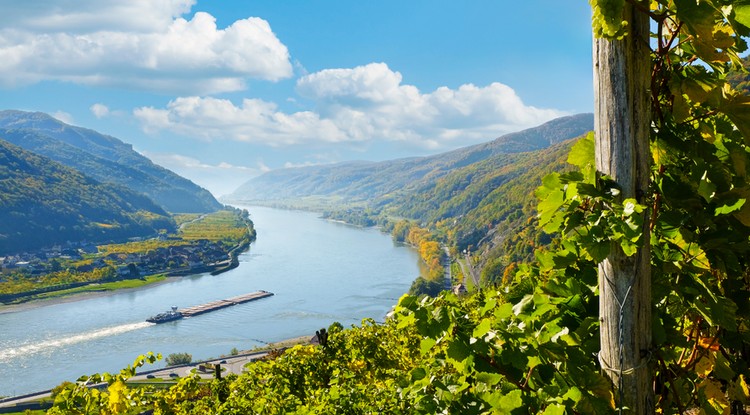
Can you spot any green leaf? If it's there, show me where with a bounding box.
[410,367,427,381]
[480,297,497,316]
[563,386,583,403]
[620,240,639,256]
[719,92,750,145]
[476,371,503,386]
[485,389,523,412]
[501,347,529,370]
[715,198,746,215]
[587,241,611,263]
[652,313,667,346]
[567,132,595,168]
[420,337,436,355]
[735,3,750,28]
[473,318,493,339]
[542,403,567,415]
[446,339,471,370]
[538,174,565,228]
[698,171,717,201]
[714,352,735,382]
[513,294,534,315]
[494,302,514,320]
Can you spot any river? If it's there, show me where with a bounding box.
[0,206,420,397]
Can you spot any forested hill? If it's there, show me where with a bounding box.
[227,113,593,203]
[0,110,222,213]
[728,55,750,94]
[0,139,175,254]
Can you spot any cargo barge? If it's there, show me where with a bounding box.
[146,290,274,323]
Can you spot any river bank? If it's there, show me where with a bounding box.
[0,275,180,315]
[0,236,251,310]
[0,206,421,398]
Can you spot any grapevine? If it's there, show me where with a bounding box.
[590,0,628,39]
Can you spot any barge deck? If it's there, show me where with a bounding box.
[147,290,274,323]
[180,291,274,317]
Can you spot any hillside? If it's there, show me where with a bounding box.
[0,110,222,213]
[0,139,176,254]
[728,55,750,95]
[227,114,593,284]
[227,113,593,203]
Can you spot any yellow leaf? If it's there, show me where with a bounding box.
[698,336,720,351]
[695,351,716,378]
[729,374,750,403]
[712,25,735,50]
[107,380,129,414]
[699,379,730,415]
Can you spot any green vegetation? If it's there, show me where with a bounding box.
[179,209,256,246]
[727,55,750,95]
[0,110,222,213]
[0,208,254,303]
[41,1,750,413]
[0,138,176,255]
[165,353,193,367]
[30,275,167,299]
[390,221,446,296]
[227,114,593,205]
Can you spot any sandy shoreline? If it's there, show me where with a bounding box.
[0,276,181,315]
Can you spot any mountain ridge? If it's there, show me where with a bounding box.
[227,113,593,203]
[0,110,222,213]
[0,138,176,254]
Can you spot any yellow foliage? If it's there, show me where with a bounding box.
[106,380,129,414]
[699,379,730,415]
[694,351,716,379]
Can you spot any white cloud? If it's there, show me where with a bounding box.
[0,1,292,94]
[134,96,347,145]
[135,63,567,149]
[0,0,196,33]
[51,111,73,124]
[90,103,110,118]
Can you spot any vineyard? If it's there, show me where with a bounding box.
[37,1,750,413]
[0,208,255,302]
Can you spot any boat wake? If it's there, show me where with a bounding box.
[0,321,154,361]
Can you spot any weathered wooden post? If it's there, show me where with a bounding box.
[593,3,653,414]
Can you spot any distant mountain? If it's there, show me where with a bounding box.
[227,114,594,285]
[227,113,593,203]
[0,110,222,213]
[0,138,175,254]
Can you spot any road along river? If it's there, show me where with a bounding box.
[0,206,420,397]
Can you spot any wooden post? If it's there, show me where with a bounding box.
[593,4,653,414]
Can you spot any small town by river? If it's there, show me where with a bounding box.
[0,206,421,397]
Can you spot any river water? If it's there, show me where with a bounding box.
[0,206,420,397]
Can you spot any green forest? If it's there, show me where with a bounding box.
[0,110,222,213]
[0,139,176,254]
[35,1,750,414]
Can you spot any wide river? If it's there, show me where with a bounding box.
[0,206,420,397]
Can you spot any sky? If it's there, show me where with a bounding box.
[0,1,594,197]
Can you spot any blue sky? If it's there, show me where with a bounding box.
[0,1,594,196]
